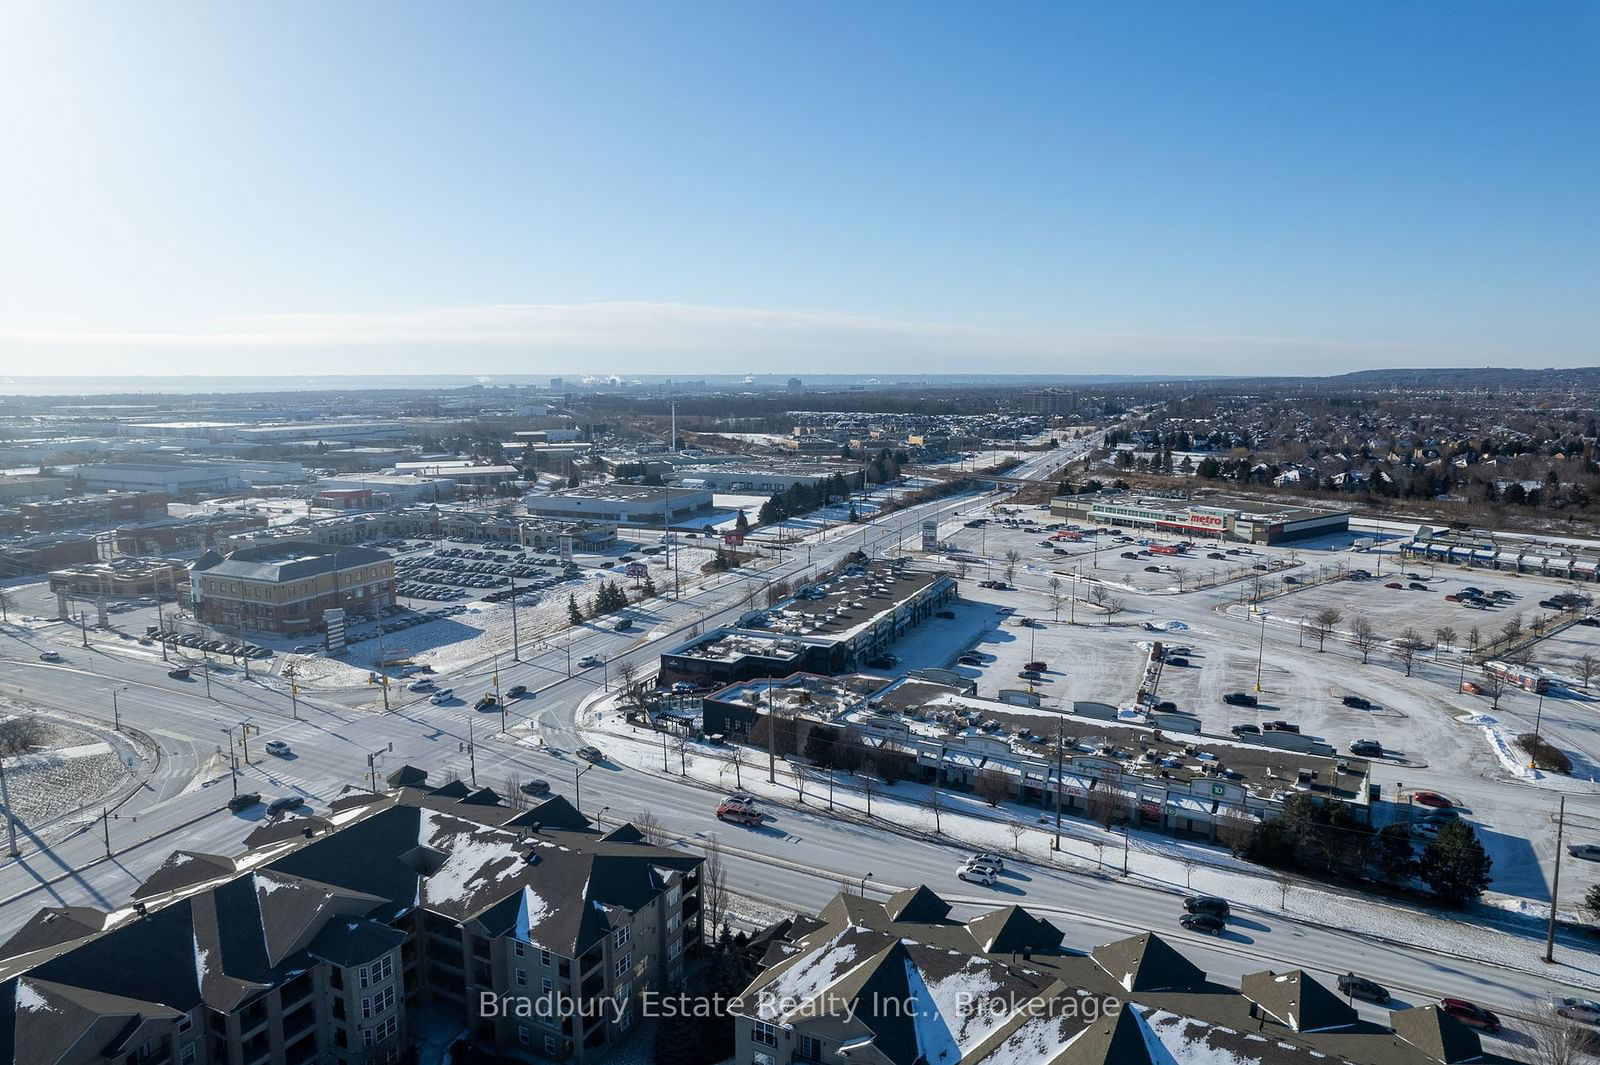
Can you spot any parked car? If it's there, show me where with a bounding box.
[1419,808,1460,822]
[1024,661,1047,672]
[1338,973,1390,1003]
[936,610,956,619]
[971,852,1006,871]
[1222,692,1258,707]
[227,792,262,813]
[1183,896,1229,917]
[1412,790,1453,808]
[957,653,984,666]
[1179,913,1225,935]
[1384,582,1404,590]
[1412,821,1445,839]
[1262,720,1300,733]
[168,667,192,680]
[1018,670,1042,680]
[576,745,604,762]
[1166,656,1188,667]
[1230,724,1262,737]
[670,681,696,693]
[1349,739,1383,757]
[1408,582,1428,591]
[1144,565,1163,573]
[267,796,306,817]
[38,651,62,663]
[614,618,633,631]
[1567,844,1600,862]
[1551,996,1600,1024]
[867,656,897,670]
[264,740,292,757]
[957,860,1000,886]
[1439,999,1501,1033]
[1460,680,1483,695]
[1341,694,1372,709]
[1444,594,1461,602]
[507,684,528,698]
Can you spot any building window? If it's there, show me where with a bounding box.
[614,926,630,949]
[540,949,552,966]
[179,1045,196,1065]
[667,940,681,961]
[753,1020,779,1047]
[361,986,395,1019]
[754,1049,777,1065]
[513,941,525,958]
[544,1036,559,1055]
[800,1034,824,1061]
[614,953,631,979]
[667,915,681,934]
[542,978,553,995]
[667,885,681,906]
[518,1025,531,1046]
[176,1014,192,1035]
[515,969,526,987]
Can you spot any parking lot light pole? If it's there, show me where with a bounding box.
[1546,795,1566,964]
[510,577,521,661]
[1254,610,1268,692]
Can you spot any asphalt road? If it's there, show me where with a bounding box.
[1,434,1583,1047]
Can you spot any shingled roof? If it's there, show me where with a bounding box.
[1390,1005,1484,1064]
[1240,969,1358,1032]
[1090,932,1206,992]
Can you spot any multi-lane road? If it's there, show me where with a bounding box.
[0,434,1584,1043]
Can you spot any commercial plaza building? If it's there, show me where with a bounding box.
[192,541,395,635]
[523,485,714,526]
[1051,492,1349,545]
[0,779,701,1065]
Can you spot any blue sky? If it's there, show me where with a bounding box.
[1,1,1594,377]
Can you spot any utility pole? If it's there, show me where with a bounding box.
[1546,795,1566,964]
[221,727,239,797]
[102,808,112,856]
[288,674,300,721]
[111,688,123,732]
[1254,610,1267,692]
[203,655,212,698]
[1053,718,1063,851]
[79,611,89,648]
[366,742,393,793]
[239,722,254,765]
[766,681,777,784]
[510,576,521,661]
[0,759,20,857]
[575,761,593,816]
[466,710,477,785]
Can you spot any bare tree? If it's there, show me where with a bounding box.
[1392,627,1424,677]
[1087,786,1123,830]
[976,768,1010,806]
[1502,613,1524,646]
[953,558,969,580]
[1003,549,1021,586]
[617,660,638,692]
[1088,584,1109,618]
[725,745,747,789]
[794,762,814,805]
[701,836,729,934]
[1434,625,1457,659]
[1481,668,1508,710]
[1181,858,1198,889]
[1102,596,1125,625]
[923,785,945,834]
[1577,652,1598,692]
[1007,820,1025,853]
[1311,607,1342,652]
[1215,815,1254,858]
[505,774,529,811]
[633,809,669,846]
[1529,1010,1599,1065]
[1047,576,1064,622]
[1350,616,1380,664]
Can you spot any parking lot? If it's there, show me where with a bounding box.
[938,506,1308,596]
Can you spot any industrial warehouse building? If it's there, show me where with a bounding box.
[672,462,863,494]
[191,541,395,635]
[522,484,713,526]
[1051,493,1348,544]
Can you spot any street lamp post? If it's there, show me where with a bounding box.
[1254,610,1268,692]
[366,742,394,792]
[111,686,125,732]
[859,871,874,897]
[510,576,521,661]
[575,761,594,817]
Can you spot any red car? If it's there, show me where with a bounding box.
[1439,998,1501,1033]
[1412,790,1453,809]
[1384,582,1404,589]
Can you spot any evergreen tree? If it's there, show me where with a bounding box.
[652,977,699,1065]
[847,504,859,523]
[567,594,582,625]
[703,928,747,1058]
[1419,821,1493,906]
[642,573,658,596]
[734,510,749,534]
[1373,823,1417,884]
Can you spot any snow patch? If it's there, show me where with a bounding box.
[15,980,52,1013]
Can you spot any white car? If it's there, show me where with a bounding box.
[264,740,292,757]
[408,678,435,692]
[957,861,1000,886]
[429,690,455,705]
[1568,844,1600,862]
[971,852,1007,871]
[1552,997,1600,1024]
[1412,821,1444,839]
